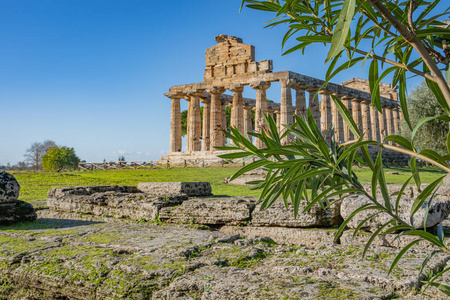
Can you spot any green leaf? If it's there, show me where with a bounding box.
[383,135,413,151]
[410,157,421,191]
[403,230,445,248]
[326,0,356,62]
[418,250,442,284]
[334,204,380,242]
[330,94,360,138]
[363,220,394,258]
[395,176,413,215]
[446,62,450,83]
[388,239,422,275]
[410,175,446,217]
[369,60,380,109]
[228,159,270,182]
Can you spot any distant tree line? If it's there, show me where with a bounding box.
[0,140,80,172]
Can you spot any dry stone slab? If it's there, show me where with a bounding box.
[0,200,36,225]
[159,196,256,225]
[47,186,188,221]
[341,194,450,230]
[252,200,342,228]
[220,226,336,247]
[0,171,20,203]
[2,220,450,299]
[137,182,212,197]
[48,185,138,198]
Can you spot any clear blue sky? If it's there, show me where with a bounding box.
[0,0,438,165]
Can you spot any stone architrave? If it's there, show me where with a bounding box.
[187,89,203,152]
[319,90,332,143]
[392,107,400,134]
[294,86,307,118]
[166,92,183,153]
[200,97,211,151]
[341,95,353,141]
[378,106,387,142]
[244,105,253,143]
[229,84,245,134]
[360,100,371,140]
[351,98,362,137]
[307,89,320,128]
[250,81,271,149]
[207,86,226,150]
[280,79,294,144]
[370,104,380,142]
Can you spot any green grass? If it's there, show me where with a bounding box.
[9,166,445,203]
[10,167,260,202]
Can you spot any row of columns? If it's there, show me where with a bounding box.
[167,82,403,153]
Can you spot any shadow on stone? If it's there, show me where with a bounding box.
[0,217,103,231]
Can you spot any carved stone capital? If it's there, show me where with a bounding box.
[279,78,297,88]
[164,91,183,99]
[206,86,225,95]
[227,84,244,93]
[187,88,205,97]
[250,81,271,90]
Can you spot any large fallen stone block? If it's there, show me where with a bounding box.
[341,195,450,230]
[137,182,212,197]
[48,185,138,198]
[252,200,342,228]
[220,226,336,247]
[159,197,256,225]
[47,189,187,221]
[0,200,36,225]
[0,171,20,203]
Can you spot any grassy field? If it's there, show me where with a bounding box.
[10,166,446,202]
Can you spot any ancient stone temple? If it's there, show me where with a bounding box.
[163,35,403,163]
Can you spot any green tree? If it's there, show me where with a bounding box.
[219,0,450,294]
[42,146,80,172]
[401,80,449,154]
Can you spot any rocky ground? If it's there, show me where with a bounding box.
[1,214,450,300]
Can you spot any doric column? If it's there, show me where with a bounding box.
[330,93,343,143]
[274,110,281,132]
[250,81,271,148]
[351,98,362,139]
[293,86,307,118]
[222,103,228,145]
[229,84,245,134]
[166,92,183,152]
[243,105,253,143]
[341,95,353,141]
[206,86,226,150]
[280,79,294,144]
[370,104,380,142]
[385,106,394,143]
[187,89,203,152]
[319,90,332,143]
[200,97,210,151]
[307,89,320,128]
[360,100,371,140]
[378,106,387,142]
[392,107,400,133]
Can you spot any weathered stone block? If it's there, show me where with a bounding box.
[220,226,336,247]
[137,182,212,197]
[0,200,36,225]
[159,197,256,225]
[47,191,187,221]
[341,195,450,230]
[48,185,138,198]
[0,171,20,203]
[248,62,257,73]
[252,200,342,228]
